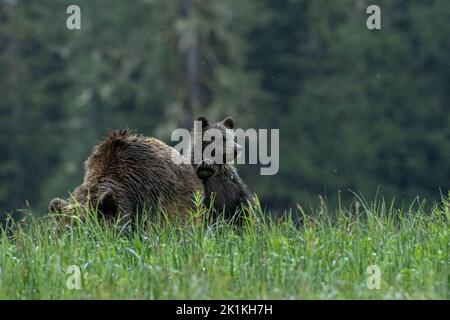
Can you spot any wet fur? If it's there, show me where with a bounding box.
[191,117,254,221]
[202,165,253,221]
[50,130,203,223]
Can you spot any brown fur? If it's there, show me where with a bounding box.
[201,165,254,221]
[191,117,254,222]
[49,130,203,224]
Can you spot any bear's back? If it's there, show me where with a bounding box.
[78,130,203,219]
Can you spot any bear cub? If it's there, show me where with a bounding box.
[190,116,254,222]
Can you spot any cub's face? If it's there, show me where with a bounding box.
[195,116,242,165]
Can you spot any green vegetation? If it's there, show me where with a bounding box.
[1,196,448,299]
[1,0,449,217]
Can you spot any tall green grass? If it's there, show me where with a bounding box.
[0,195,448,299]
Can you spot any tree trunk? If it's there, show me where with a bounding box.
[180,0,199,128]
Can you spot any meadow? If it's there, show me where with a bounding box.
[0,195,448,299]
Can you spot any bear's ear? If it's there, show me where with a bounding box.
[222,117,234,129]
[98,190,118,217]
[195,115,209,128]
[48,198,68,214]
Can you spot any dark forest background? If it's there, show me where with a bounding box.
[0,0,449,218]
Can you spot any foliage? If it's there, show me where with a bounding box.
[0,197,448,299]
[0,0,449,216]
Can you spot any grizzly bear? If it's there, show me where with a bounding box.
[49,130,203,224]
[190,116,254,222]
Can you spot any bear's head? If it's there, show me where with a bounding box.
[192,116,243,178]
[48,190,119,223]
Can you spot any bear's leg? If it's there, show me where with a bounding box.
[196,158,217,180]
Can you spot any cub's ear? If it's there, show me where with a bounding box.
[222,117,234,129]
[98,190,118,217]
[195,115,209,128]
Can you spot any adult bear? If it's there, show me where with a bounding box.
[49,130,203,224]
